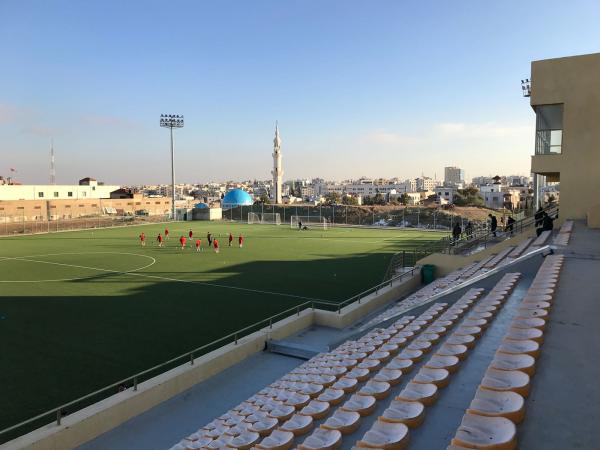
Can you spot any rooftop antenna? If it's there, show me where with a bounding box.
[50,138,56,185]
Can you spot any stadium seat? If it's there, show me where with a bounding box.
[397,349,423,362]
[356,420,410,450]
[413,367,450,388]
[255,430,294,450]
[207,435,235,449]
[298,428,342,450]
[374,368,403,386]
[299,400,330,419]
[446,334,476,348]
[249,417,279,436]
[284,393,311,410]
[379,399,425,428]
[406,340,432,353]
[227,431,261,449]
[454,326,483,338]
[268,405,295,422]
[467,389,525,423]
[505,327,544,343]
[321,410,361,434]
[279,414,313,436]
[497,339,540,358]
[358,380,392,399]
[385,358,414,373]
[435,344,469,360]
[316,388,345,405]
[425,355,460,373]
[396,382,438,406]
[341,394,377,416]
[490,353,536,376]
[479,368,530,398]
[331,377,358,393]
[510,317,545,330]
[451,414,517,450]
[346,368,371,382]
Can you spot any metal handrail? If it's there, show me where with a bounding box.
[0,266,418,440]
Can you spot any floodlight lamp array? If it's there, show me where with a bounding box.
[160,114,185,128]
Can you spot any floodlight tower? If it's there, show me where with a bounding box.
[160,114,184,220]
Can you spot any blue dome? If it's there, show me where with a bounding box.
[194,202,209,209]
[222,189,253,208]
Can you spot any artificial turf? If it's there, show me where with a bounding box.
[0,221,444,436]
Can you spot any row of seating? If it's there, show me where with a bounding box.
[167,298,461,450]
[553,220,573,246]
[353,273,521,450]
[507,238,533,260]
[529,230,552,250]
[449,255,564,449]
[483,247,516,269]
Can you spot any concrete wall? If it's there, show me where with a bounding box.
[530,53,600,223]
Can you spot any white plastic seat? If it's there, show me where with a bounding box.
[341,394,377,416]
[321,410,361,434]
[385,358,414,373]
[358,380,391,400]
[357,359,382,372]
[425,355,460,373]
[491,353,536,376]
[498,339,540,358]
[446,334,476,348]
[268,405,295,422]
[249,417,278,436]
[299,400,330,419]
[467,388,525,423]
[284,392,311,409]
[227,431,260,449]
[480,368,530,397]
[451,413,516,450]
[331,377,358,393]
[374,368,403,385]
[380,399,425,428]
[397,349,423,362]
[298,428,342,450]
[413,367,450,388]
[316,388,345,405]
[356,420,410,450]
[396,382,438,406]
[505,327,544,343]
[510,317,545,330]
[407,341,432,353]
[435,344,468,360]
[279,413,313,435]
[207,435,234,449]
[255,430,294,450]
[346,368,371,382]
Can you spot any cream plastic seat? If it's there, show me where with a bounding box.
[321,410,361,434]
[298,428,342,450]
[207,435,234,449]
[418,332,441,344]
[463,318,489,329]
[346,368,371,382]
[181,436,214,449]
[358,380,391,400]
[407,341,432,353]
[451,413,516,450]
[380,399,425,428]
[388,336,408,346]
[255,430,294,450]
[385,358,414,373]
[379,343,400,355]
[505,327,544,343]
[341,394,377,416]
[374,368,403,385]
[510,317,545,330]
[369,351,392,362]
[268,405,296,422]
[249,417,279,436]
[519,301,551,311]
[356,420,410,450]
[227,431,261,449]
[480,368,530,397]
[467,389,525,423]
[284,393,311,410]
[425,355,460,373]
[498,339,540,358]
[299,400,330,419]
[358,359,382,372]
[397,349,423,362]
[454,326,482,338]
[491,353,535,376]
[523,293,553,303]
[396,382,438,406]
[413,367,450,388]
[279,413,313,435]
[446,334,476,348]
[317,388,344,405]
[331,377,358,393]
[435,344,469,360]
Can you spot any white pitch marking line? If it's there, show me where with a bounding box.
[0,255,328,302]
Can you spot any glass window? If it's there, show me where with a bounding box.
[68,191,73,197]
[535,104,563,155]
[54,192,59,197]
[38,192,44,198]
[82,192,87,197]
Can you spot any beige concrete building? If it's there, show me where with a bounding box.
[529,52,600,226]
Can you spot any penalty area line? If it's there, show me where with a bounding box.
[1,256,330,303]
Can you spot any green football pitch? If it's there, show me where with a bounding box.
[0,221,444,433]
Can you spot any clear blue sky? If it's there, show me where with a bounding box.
[1,0,599,185]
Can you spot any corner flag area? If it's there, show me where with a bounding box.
[0,222,444,432]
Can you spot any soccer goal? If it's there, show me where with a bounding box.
[290,215,329,230]
[247,212,261,224]
[261,213,282,225]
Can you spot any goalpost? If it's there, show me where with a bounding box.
[290,215,329,230]
[248,212,281,225]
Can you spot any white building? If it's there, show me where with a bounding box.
[480,184,505,209]
[416,177,441,191]
[0,178,119,201]
[435,187,458,204]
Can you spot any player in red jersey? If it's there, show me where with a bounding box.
[195,239,202,252]
[238,235,244,248]
[139,232,146,247]
[179,235,186,250]
[157,233,163,247]
[228,233,233,247]
[213,238,220,253]
[188,229,193,243]
[164,227,169,240]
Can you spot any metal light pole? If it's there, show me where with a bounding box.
[160,114,184,220]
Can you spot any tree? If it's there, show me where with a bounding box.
[324,192,341,205]
[342,195,358,205]
[257,193,271,204]
[400,193,410,206]
[373,193,386,205]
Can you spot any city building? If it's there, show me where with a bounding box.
[529,52,600,226]
[444,166,465,186]
[416,176,441,192]
[435,186,458,204]
[0,177,119,201]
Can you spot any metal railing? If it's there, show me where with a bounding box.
[0,266,419,443]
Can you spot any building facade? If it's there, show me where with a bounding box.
[444,167,465,186]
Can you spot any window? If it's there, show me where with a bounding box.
[54,192,59,197]
[68,192,73,197]
[82,192,87,197]
[92,186,96,191]
[38,192,44,198]
[535,104,563,155]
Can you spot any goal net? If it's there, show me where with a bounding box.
[290,215,329,230]
[261,213,281,225]
[247,212,261,224]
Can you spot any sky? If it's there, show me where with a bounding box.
[1,0,599,185]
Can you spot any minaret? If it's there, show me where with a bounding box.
[271,122,283,204]
[50,138,56,185]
